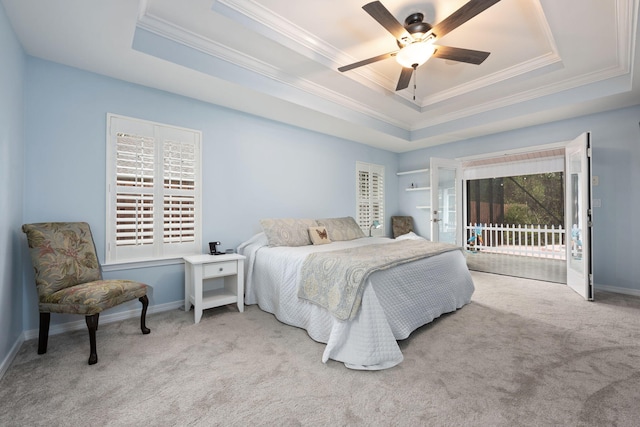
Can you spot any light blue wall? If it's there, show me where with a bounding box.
[23,57,400,330]
[0,2,25,370]
[3,1,638,368]
[398,106,640,294]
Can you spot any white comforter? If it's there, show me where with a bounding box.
[237,233,474,370]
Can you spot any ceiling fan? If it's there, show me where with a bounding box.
[338,0,502,91]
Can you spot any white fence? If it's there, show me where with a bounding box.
[465,223,566,260]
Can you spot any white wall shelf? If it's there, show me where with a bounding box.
[398,166,431,236]
[397,168,429,176]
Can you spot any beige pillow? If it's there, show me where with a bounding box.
[260,218,317,247]
[316,216,366,241]
[309,226,332,245]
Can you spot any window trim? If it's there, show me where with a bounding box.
[105,113,202,264]
[101,256,185,271]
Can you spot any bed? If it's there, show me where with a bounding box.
[237,217,475,370]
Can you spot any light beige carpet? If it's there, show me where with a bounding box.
[2,271,640,426]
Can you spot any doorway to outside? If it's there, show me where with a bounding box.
[462,148,567,284]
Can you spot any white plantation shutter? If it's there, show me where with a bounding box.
[371,168,383,223]
[115,134,155,246]
[163,140,196,244]
[356,161,385,234]
[107,115,201,263]
[358,169,371,229]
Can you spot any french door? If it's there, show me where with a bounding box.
[430,158,462,245]
[565,132,594,300]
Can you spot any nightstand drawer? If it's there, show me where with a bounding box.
[203,261,237,278]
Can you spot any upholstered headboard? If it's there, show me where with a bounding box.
[391,216,414,238]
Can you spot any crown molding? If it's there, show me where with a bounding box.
[216,0,341,64]
[136,11,413,131]
[212,0,403,107]
[418,51,563,107]
[211,0,562,124]
[138,0,636,138]
[413,63,632,129]
[214,0,563,107]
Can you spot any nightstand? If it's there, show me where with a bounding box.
[183,253,246,324]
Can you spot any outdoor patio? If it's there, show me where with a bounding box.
[464,223,568,284]
[465,251,566,284]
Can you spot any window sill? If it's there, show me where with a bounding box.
[102,255,199,272]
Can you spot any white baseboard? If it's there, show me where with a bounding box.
[23,300,183,341]
[0,300,184,380]
[596,283,640,298]
[0,331,25,380]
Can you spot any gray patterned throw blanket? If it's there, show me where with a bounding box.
[297,239,461,320]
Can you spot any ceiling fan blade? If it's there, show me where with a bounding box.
[362,1,412,42]
[338,51,397,72]
[396,67,413,91]
[429,0,501,40]
[433,45,490,65]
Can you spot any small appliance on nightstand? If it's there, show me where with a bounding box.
[183,253,246,324]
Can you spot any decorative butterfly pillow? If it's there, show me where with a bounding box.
[309,226,332,245]
[315,216,365,241]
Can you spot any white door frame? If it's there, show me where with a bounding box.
[455,136,593,298]
[457,140,566,251]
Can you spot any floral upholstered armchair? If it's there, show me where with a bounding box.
[22,222,150,365]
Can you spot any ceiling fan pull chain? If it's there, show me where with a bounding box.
[413,64,417,101]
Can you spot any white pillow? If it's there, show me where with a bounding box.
[395,231,426,241]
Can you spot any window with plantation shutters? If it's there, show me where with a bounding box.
[356,161,385,235]
[106,114,201,263]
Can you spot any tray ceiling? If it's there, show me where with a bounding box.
[2,0,639,152]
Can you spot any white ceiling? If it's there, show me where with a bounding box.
[3,0,639,153]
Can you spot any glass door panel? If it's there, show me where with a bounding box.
[565,132,593,300]
[431,158,461,245]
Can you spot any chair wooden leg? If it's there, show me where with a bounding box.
[139,295,150,334]
[38,312,50,355]
[85,314,99,365]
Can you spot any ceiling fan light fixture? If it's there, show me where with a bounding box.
[395,42,435,68]
[339,1,500,91]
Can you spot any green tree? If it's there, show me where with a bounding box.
[503,173,564,226]
[468,173,564,226]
